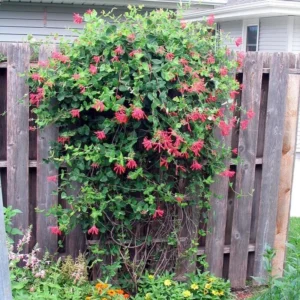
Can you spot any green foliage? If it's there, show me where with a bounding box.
[133,271,232,299]
[4,206,23,242]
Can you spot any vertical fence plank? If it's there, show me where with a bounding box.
[7,43,30,247]
[273,71,300,276]
[36,45,59,254]
[254,53,289,279]
[228,52,264,288]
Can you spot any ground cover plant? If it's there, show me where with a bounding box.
[26,5,248,295]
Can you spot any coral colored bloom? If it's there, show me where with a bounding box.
[114,46,124,55]
[93,56,101,63]
[86,9,93,14]
[247,109,255,119]
[189,79,206,94]
[29,126,36,131]
[114,164,126,175]
[31,73,41,81]
[92,100,105,112]
[190,161,202,171]
[73,74,80,80]
[165,52,175,61]
[179,58,189,66]
[184,65,192,74]
[126,159,137,169]
[80,85,86,94]
[57,136,70,144]
[50,226,62,235]
[230,90,239,99]
[220,67,228,76]
[190,140,204,156]
[124,294,130,299]
[70,109,80,118]
[207,14,215,26]
[132,107,147,120]
[180,20,187,29]
[111,56,119,62]
[127,33,136,42]
[73,13,83,24]
[241,119,249,130]
[219,169,235,177]
[143,137,153,150]
[38,60,49,68]
[176,164,187,175]
[219,120,231,136]
[95,131,106,140]
[129,49,142,57]
[232,148,238,155]
[89,64,97,75]
[91,163,99,169]
[160,157,169,169]
[88,225,99,235]
[207,54,215,64]
[47,175,57,183]
[235,37,243,47]
[115,109,128,124]
[153,207,164,219]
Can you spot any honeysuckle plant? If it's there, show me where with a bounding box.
[28,6,250,287]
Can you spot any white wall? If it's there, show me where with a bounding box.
[258,16,288,52]
[219,20,243,51]
[293,16,300,52]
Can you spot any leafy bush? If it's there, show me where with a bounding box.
[133,271,232,299]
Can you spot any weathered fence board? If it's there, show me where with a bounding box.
[253,53,289,279]
[0,46,298,287]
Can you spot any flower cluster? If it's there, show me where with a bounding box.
[86,282,130,299]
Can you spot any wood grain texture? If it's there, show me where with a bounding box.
[229,52,264,288]
[0,174,13,300]
[273,73,300,276]
[253,52,289,279]
[7,43,30,247]
[0,68,7,160]
[36,45,59,255]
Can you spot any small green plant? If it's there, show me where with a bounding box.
[4,206,23,243]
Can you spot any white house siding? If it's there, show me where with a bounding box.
[0,3,152,42]
[219,20,243,51]
[258,16,288,52]
[293,16,300,52]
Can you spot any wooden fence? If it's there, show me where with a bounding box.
[0,44,299,288]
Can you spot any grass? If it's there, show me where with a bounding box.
[286,217,300,261]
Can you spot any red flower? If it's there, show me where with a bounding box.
[226,47,231,56]
[240,119,249,130]
[57,136,70,144]
[114,46,124,55]
[47,175,57,183]
[127,33,136,42]
[176,196,183,203]
[220,67,228,77]
[143,137,153,151]
[219,121,231,136]
[189,79,206,94]
[235,37,243,47]
[229,117,237,128]
[38,60,49,68]
[126,159,137,169]
[50,226,62,235]
[180,20,187,29]
[207,14,215,26]
[207,94,216,103]
[160,157,169,169]
[70,109,80,118]
[73,74,80,80]
[230,103,236,112]
[79,85,86,94]
[95,131,106,140]
[132,107,147,120]
[219,169,235,177]
[247,109,255,120]
[92,100,105,112]
[89,64,97,75]
[190,140,204,156]
[29,126,36,131]
[240,83,245,90]
[156,46,165,55]
[91,163,99,169]
[86,9,93,15]
[93,56,101,63]
[179,58,189,66]
[115,109,128,124]
[114,164,126,175]
[153,207,164,219]
[31,73,42,81]
[165,52,175,61]
[184,65,192,74]
[111,56,120,62]
[207,54,215,64]
[190,161,202,171]
[73,13,83,24]
[230,90,239,99]
[129,49,142,57]
[88,225,99,235]
[176,164,187,175]
[232,148,238,155]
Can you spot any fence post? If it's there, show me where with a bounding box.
[0,174,13,300]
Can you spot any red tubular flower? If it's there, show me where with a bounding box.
[219,169,235,177]
[219,121,231,136]
[73,13,83,24]
[207,94,216,103]
[143,137,153,150]
[95,131,106,140]
[127,33,136,42]
[88,225,99,235]
[91,163,99,169]
[126,159,137,169]
[180,20,187,29]
[190,140,204,156]
[114,164,126,175]
[176,164,187,175]
[176,196,183,203]
[89,64,97,75]
[79,85,86,94]
[86,9,93,14]
[50,226,62,235]
[207,14,215,26]
[115,109,128,124]
[184,65,192,74]
[132,107,147,120]
[220,67,228,77]
[70,109,80,118]
[189,79,206,94]
[38,60,49,68]
[31,73,42,81]
[179,58,189,66]
[129,49,142,57]
[230,90,239,99]
[114,46,124,55]
[190,161,202,171]
[235,37,243,47]
[232,148,238,155]
[160,157,169,169]
[240,119,249,130]
[29,126,36,131]
[93,56,101,63]
[111,56,120,62]
[72,74,80,80]
[92,100,105,112]
[153,207,164,219]
[165,52,175,61]
[57,136,70,144]
[247,109,255,119]
[47,175,57,183]
[207,54,215,64]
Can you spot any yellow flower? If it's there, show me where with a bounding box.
[107,290,116,296]
[218,291,224,296]
[205,283,212,289]
[101,298,108,300]
[190,283,199,290]
[86,297,91,300]
[212,290,219,296]
[209,277,216,282]
[148,275,154,280]
[145,293,151,300]
[182,290,192,298]
[164,279,172,286]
